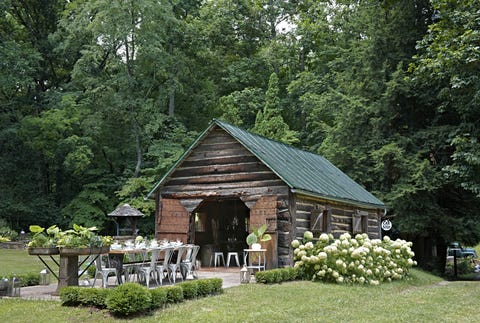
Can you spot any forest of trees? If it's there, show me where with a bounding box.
[1,0,479,271]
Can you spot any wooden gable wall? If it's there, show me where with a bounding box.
[159,127,290,211]
[156,127,293,267]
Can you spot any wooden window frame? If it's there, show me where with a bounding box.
[311,207,331,233]
[353,210,368,234]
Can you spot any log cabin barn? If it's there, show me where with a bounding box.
[147,119,386,269]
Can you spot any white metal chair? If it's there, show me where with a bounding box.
[93,255,117,288]
[137,249,160,288]
[155,247,174,285]
[122,251,141,283]
[181,245,200,279]
[168,246,186,284]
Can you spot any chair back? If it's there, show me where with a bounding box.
[190,245,200,264]
[143,249,160,270]
[95,254,108,270]
[161,247,174,268]
[183,245,194,262]
[172,246,186,266]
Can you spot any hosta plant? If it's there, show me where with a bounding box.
[292,231,417,285]
[56,224,112,248]
[27,225,60,248]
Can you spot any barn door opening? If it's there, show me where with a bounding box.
[193,198,249,267]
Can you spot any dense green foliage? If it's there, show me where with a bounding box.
[1,0,479,273]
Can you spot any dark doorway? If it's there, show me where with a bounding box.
[193,198,249,266]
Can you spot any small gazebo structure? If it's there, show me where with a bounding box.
[108,204,144,237]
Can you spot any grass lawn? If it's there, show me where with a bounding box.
[0,249,60,277]
[0,268,479,322]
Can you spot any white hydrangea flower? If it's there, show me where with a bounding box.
[319,233,330,243]
[291,239,300,248]
[304,231,314,241]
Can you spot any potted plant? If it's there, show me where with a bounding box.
[27,225,60,255]
[246,224,272,250]
[57,224,111,255]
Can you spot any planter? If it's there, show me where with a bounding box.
[251,243,262,250]
[28,247,59,255]
[59,246,110,256]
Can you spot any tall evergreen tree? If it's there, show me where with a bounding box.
[251,73,298,144]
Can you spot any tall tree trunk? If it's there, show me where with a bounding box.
[132,116,142,178]
[168,89,175,116]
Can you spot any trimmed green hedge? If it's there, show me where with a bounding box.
[106,283,152,317]
[60,278,224,318]
[163,285,184,303]
[254,267,299,284]
[150,287,168,310]
[177,281,198,299]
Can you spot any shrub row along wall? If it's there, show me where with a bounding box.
[60,278,223,317]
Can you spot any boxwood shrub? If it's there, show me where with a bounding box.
[150,287,168,310]
[177,281,198,299]
[77,288,110,308]
[60,286,81,306]
[163,285,184,303]
[196,279,212,296]
[209,278,223,294]
[106,283,152,317]
[60,278,224,317]
[254,267,299,284]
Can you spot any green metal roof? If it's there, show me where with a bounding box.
[147,119,385,209]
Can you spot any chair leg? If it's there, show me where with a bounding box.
[102,274,108,288]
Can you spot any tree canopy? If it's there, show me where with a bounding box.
[1,0,479,272]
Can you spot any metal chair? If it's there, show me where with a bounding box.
[122,251,141,283]
[210,252,225,267]
[226,251,240,267]
[181,245,200,279]
[137,249,160,288]
[168,246,186,284]
[93,255,117,288]
[155,247,174,285]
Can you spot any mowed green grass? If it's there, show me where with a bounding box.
[0,249,59,277]
[1,267,479,323]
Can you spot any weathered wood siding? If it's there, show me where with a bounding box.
[156,127,292,267]
[293,195,382,240]
[159,128,289,211]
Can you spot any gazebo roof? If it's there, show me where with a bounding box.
[108,204,144,217]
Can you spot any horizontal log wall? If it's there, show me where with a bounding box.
[294,195,381,240]
[161,128,289,207]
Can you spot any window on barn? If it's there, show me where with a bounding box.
[311,207,331,233]
[353,210,368,234]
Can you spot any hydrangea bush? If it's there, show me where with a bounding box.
[292,231,417,285]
